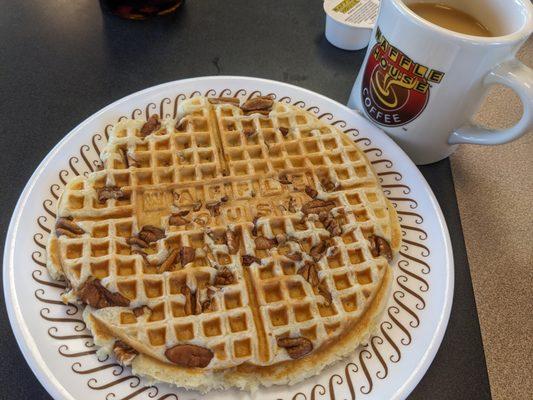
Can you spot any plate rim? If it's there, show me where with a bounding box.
[3,75,454,400]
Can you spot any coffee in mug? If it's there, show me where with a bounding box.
[408,2,493,37]
[348,0,533,165]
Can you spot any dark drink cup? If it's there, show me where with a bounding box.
[101,0,183,20]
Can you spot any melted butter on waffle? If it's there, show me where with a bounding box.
[47,95,401,389]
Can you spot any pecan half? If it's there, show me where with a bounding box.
[286,252,303,262]
[206,201,222,216]
[180,246,196,266]
[298,261,320,287]
[255,236,276,250]
[78,278,129,309]
[158,248,180,272]
[169,214,189,226]
[175,118,189,132]
[181,285,199,316]
[278,172,291,185]
[243,127,256,138]
[319,211,342,236]
[251,216,259,236]
[133,305,150,317]
[127,236,148,248]
[242,254,261,266]
[123,149,139,168]
[277,337,313,359]
[225,229,240,254]
[240,96,273,113]
[138,225,165,244]
[320,177,339,192]
[318,280,332,305]
[304,185,318,199]
[56,217,84,237]
[369,235,393,261]
[309,241,328,262]
[206,228,226,245]
[275,233,287,245]
[214,267,235,286]
[288,196,297,213]
[113,340,138,366]
[140,114,161,136]
[97,186,125,203]
[208,97,240,106]
[301,199,335,215]
[165,344,213,368]
[279,127,289,137]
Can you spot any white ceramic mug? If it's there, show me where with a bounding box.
[347,0,533,165]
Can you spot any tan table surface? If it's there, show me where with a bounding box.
[450,37,532,400]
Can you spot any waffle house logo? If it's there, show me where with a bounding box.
[361,28,445,127]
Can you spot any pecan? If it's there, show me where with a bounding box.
[169,214,189,226]
[243,127,256,138]
[304,185,318,199]
[240,96,273,112]
[255,236,276,250]
[165,344,213,368]
[242,254,261,266]
[127,236,149,248]
[220,195,228,202]
[56,217,84,237]
[275,233,287,245]
[206,228,227,245]
[286,252,303,262]
[318,280,332,305]
[301,199,335,215]
[158,248,180,272]
[320,177,339,192]
[208,97,240,106]
[206,201,222,216]
[123,149,139,168]
[138,225,165,243]
[180,246,196,266]
[181,285,199,315]
[201,297,216,313]
[278,172,291,185]
[225,230,240,254]
[97,186,125,203]
[251,216,259,236]
[288,196,297,213]
[277,337,313,359]
[298,261,320,286]
[140,114,161,136]
[201,287,217,312]
[279,127,289,137]
[132,249,149,263]
[369,235,393,261]
[113,340,138,366]
[309,241,328,262]
[78,278,129,309]
[214,267,235,286]
[175,118,189,131]
[319,211,342,236]
[133,305,150,317]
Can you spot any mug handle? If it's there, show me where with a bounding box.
[448,59,533,145]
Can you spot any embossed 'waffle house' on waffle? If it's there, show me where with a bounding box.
[46,95,401,391]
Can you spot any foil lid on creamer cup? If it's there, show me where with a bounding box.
[324,0,380,50]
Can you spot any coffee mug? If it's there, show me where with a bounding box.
[347,0,533,165]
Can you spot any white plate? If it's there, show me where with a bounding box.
[3,76,453,400]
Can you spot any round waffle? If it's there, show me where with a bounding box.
[46,95,401,391]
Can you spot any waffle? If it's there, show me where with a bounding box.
[46,95,401,391]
